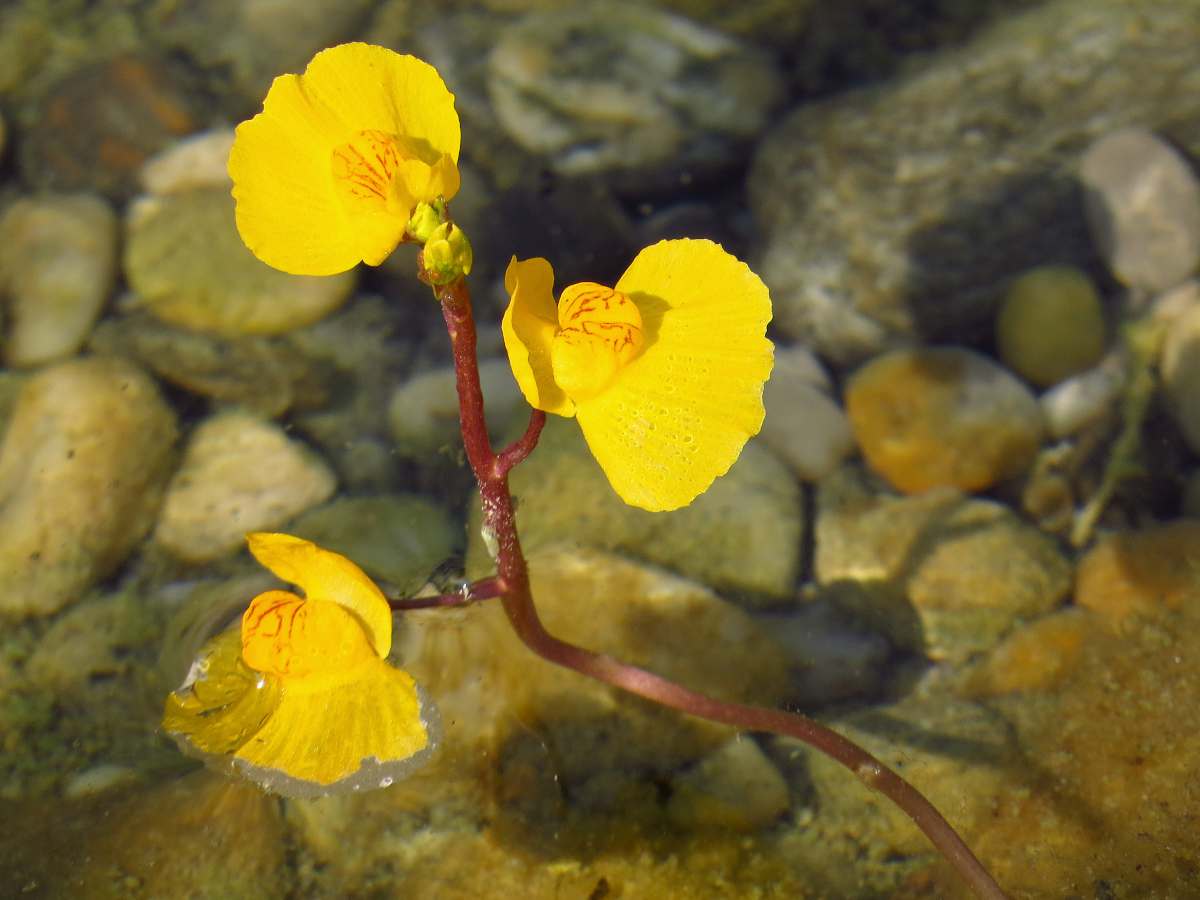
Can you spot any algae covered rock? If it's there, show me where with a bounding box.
[995,265,1106,388]
[0,192,118,368]
[793,695,1019,859]
[0,772,289,900]
[155,410,336,563]
[399,546,794,772]
[0,356,177,618]
[90,313,322,418]
[124,187,355,336]
[750,0,1200,362]
[487,2,782,180]
[815,467,1071,661]
[466,417,802,604]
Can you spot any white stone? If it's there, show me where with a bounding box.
[760,345,854,480]
[140,129,236,196]
[155,410,336,562]
[1081,128,1200,293]
[1039,353,1126,439]
[64,764,137,798]
[388,357,525,456]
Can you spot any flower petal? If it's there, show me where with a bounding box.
[246,533,392,658]
[229,43,460,276]
[301,43,459,165]
[229,70,362,275]
[579,238,773,511]
[162,627,283,757]
[501,256,575,416]
[231,658,435,798]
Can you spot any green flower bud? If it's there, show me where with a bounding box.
[405,201,443,245]
[423,223,473,285]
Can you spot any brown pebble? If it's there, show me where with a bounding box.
[21,55,197,199]
[1075,519,1200,629]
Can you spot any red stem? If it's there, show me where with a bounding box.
[433,276,1007,900]
[387,575,506,611]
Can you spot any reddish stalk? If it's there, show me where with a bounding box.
[432,274,1007,900]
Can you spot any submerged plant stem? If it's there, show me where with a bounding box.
[433,275,1007,900]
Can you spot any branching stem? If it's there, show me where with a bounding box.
[428,274,1007,900]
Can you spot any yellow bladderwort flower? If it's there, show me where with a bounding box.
[228,42,461,276]
[501,238,774,511]
[162,533,437,799]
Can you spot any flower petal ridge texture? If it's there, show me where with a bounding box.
[162,533,436,798]
[228,43,461,276]
[502,238,774,511]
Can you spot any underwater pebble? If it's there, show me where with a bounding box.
[399,546,793,772]
[155,410,336,563]
[1074,519,1200,630]
[667,737,790,832]
[466,417,803,604]
[72,773,288,897]
[26,593,157,697]
[815,466,1071,661]
[63,764,138,799]
[487,3,781,180]
[0,192,118,368]
[1039,352,1125,439]
[845,346,1045,494]
[1158,303,1200,454]
[288,494,460,594]
[389,358,525,457]
[750,0,1200,363]
[1080,128,1200,294]
[139,128,235,195]
[0,357,176,618]
[965,608,1091,697]
[89,313,322,418]
[757,602,891,706]
[124,187,355,336]
[21,55,197,199]
[760,345,854,481]
[151,0,376,101]
[793,695,1019,858]
[995,265,1107,387]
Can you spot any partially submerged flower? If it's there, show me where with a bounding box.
[229,43,461,276]
[502,238,773,511]
[162,533,437,799]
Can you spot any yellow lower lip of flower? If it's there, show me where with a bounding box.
[162,533,438,798]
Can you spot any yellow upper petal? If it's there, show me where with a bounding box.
[300,43,459,165]
[579,238,774,511]
[501,256,576,416]
[229,43,460,276]
[241,590,377,679]
[246,533,393,658]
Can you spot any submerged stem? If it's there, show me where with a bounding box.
[430,274,1007,900]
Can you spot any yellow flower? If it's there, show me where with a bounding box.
[502,238,773,511]
[229,43,461,276]
[162,533,436,798]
